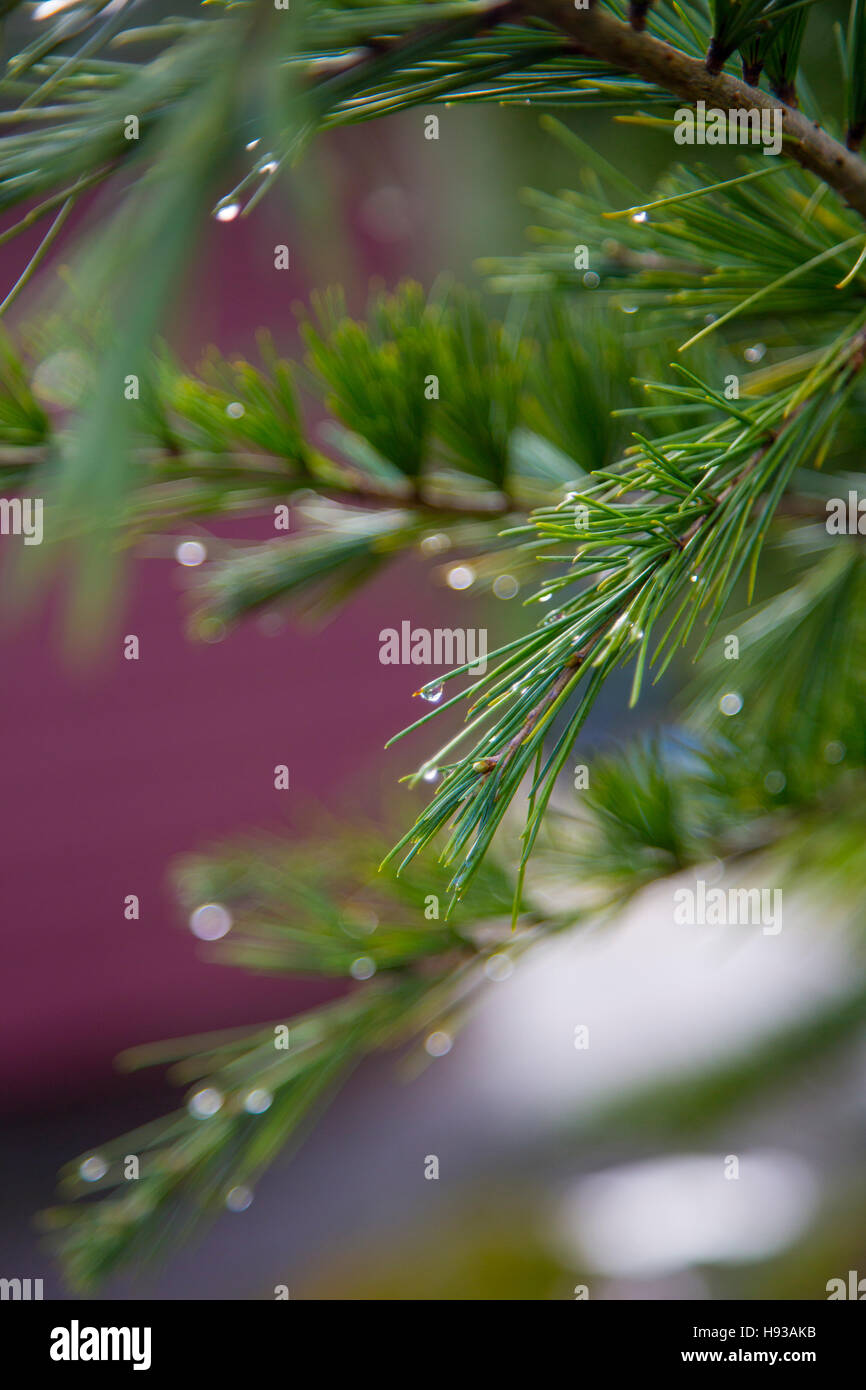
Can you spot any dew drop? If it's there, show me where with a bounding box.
[425,1031,452,1057]
[188,1087,223,1119]
[719,691,743,716]
[484,953,514,982]
[493,574,519,599]
[189,903,232,941]
[175,539,207,568]
[226,401,245,419]
[79,1154,108,1183]
[419,681,443,703]
[225,1185,253,1212]
[214,201,241,222]
[32,349,89,407]
[257,611,285,637]
[447,564,474,590]
[420,531,450,555]
[243,1088,273,1115]
[350,956,376,981]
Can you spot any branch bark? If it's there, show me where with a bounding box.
[523,0,866,222]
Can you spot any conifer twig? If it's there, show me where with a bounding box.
[523,0,866,221]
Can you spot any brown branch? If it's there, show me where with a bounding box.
[677,413,800,552]
[0,442,524,528]
[489,647,585,772]
[523,1,866,222]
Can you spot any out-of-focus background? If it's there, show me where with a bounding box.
[1,1,864,1300]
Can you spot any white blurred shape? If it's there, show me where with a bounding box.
[78,1154,108,1182]
[34,0,81,17]
[558,1151,818,1276]
[32,350,90,407]
[189,902,232,940]
[446,565,474,591]
[175,540,207,568]
[470,876,852,1129]
[188,1087,223,1119]
[34,0,125,16]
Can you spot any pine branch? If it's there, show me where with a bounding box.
[490,144,866,334]
[3,285,652,624]
[46,711,866,1288]
[386,323,866,904]
[525,0,866,220]
[44,824,558,1290]
[20,1,866,1293]
[5,0,866,625]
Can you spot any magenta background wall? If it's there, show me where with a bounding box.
[0,550,456,1110]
